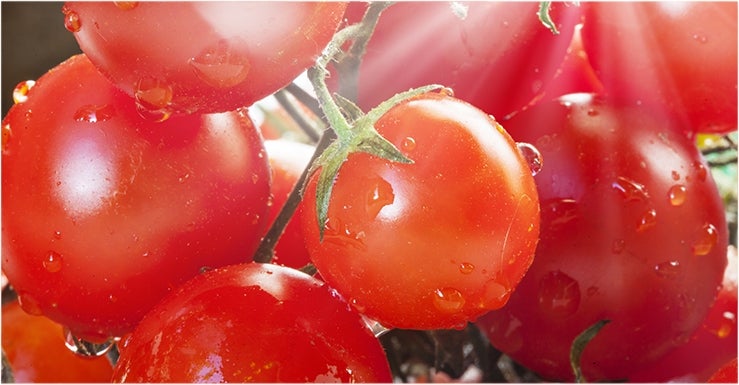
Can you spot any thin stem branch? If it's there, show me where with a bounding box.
[273,89,322,143]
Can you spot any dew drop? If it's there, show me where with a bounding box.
[668,184,687,206]
[63,328,117,357]
[361,315,390,337]
[692,223,718,256]
[654,260,681,279]
[74,104,115,123]
[433,287,465,313]
[516,142,543,176]
[671,170,681,181]
[611,238,626,254]
[459,262,475,275]
[43,251,63,273]
[401,136,416,153]
[63,9,81,32]
[636,208,657,232]
[537,271,580,317]
[482,280,511,310]
[2,123,12,153]
[694,162,708,182]
[17,293,43,315]
[53,230,62,240]
[114,1,138,10]
[612,176,649,201]
[134,77,173,122]
[365,176,394,219]
[12,80,35,104]
[713,311,736,338]
[189,40,251,88]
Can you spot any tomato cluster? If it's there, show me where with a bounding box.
[1,1,736,383]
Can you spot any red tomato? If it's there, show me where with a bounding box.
[110,262,393,382]
[332,2,581,119]
[708,357,738,383]
[300,92,540,330]
[477,93,728,381]
[1,54,271,341]
[629,247,738,382]
[64,2,347,117]
[2,301,114,383]
[263,139,315,269]
[580,2,738,135]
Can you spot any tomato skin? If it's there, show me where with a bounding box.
[65,2,347,116]
[263,139,314,269]
[2,301,114,383]
[580,2,737,135]
[477,94,728,381]
[110,262,393,383]
[708,358,738,384]
[333,2,581,119]
[2,54,271,341]
[300,92,540,330]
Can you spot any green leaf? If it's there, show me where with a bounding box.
[570,319,610,383]
[538,1,560,35]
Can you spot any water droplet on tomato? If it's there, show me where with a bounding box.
[692,223,718,256]
[189,40,251,88]
[63,328,117,357]
[63,9,81,32]
[53,230,62,240]
[134,77,173,122]
[365,176,394,219]
[613,176,650,201]
[361,315,390,337]
[17,293,43,315]
[668,184,687,206]
[43,251,63,273]
[481,280,511,310]
[114,1,138,10]
[74,104,115,123]
[433,287,465,313]
[459,262,475,275]
[537,271,580,317]
[694,162,708,182]
[2,123,12,153]
[712,311,736,338]
[611,238,626,254]
[12,80,35,104]
[671,170,681,181]
[516,142,543,176]
[654,260,681,278]
[401,136,416,153]
[586,108,599,116]
[636,208,657,232]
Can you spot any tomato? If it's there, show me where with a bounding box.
[331,2,581,120]
[263,139,315,269]
[63,2,347,117]
[580,2,738,135]
[110,262,393,382]
[629,246,737,382]
[708,358,738,383]
[1,54,271,341]
[477,93,728,381]
[2,301,114,383]
[300,92,540,330]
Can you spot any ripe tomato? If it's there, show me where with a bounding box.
[332,2,581,119]
[2,301,114,383]
[477,93,728,381]
[263,139,315,269]
[708,358,738,383]
[111,262,393,382]
[300,92,540,330]
[64,2,347,117]
[580,2,738,135]
[2,54,271,341]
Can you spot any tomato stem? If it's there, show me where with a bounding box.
[569,319,610,383]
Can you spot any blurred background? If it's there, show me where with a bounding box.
[2,2,81,116]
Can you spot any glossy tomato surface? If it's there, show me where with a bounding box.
[332,2,581,119]
[2,54,271,341]
[708,357,738,383]
[580,2,738,134]
[111,262,393,382]
[477,93,728,381]
[300,92,540,330]
[64,2,347,116]
[2,301,114,383]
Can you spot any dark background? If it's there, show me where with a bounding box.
[2,2,82,116]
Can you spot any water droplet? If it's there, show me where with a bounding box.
[612,176,649,201]
[63,328,118,357]
[694,162,708,182]
[43,251,63,273]
[671,170,681,181]
[668,184,687,206]
[401,136,416,153]
[692,223,718,256]
[713,311,736,338]
[134,77,173,122]
[365,176,394,219]
[433,287,465,313]
[178,173,190,183]
[114,1,138,10]
[654,260,681,278]
[13,80,35,104]
[636,208,657,232]
[481,280,511,310]
[189,40,251,88]
[459,262,475,275]
[17,293,43,315]
[586,108,599,116]
[2,123,12,153]
[361,315,390,337]
[53,230,62,240]
[612,238,626,254]
[516,142,543,176]
[537,271,580,317]
[74,104,115,123]
[63,9,81,32]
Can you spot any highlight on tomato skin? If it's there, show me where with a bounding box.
[110,262,393,383]
[300,91,541,331]
[1,54,271,341]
